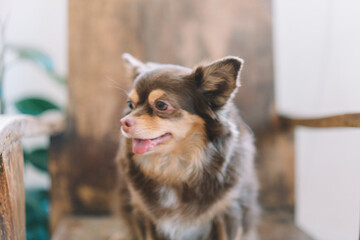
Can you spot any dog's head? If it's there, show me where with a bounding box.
[120,53,243,155]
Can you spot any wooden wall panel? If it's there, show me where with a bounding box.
[51,0,293,231]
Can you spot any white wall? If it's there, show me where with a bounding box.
[274,0,360,117]
[296,127,360,240]
[3,0,68,110]
[273,1,360,239]
[0,0,68,189]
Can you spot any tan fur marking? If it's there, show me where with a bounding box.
[131,212,143,240]
[129,90,139,105]
[131,110,205,141]
[202,63,235,91]
[145,218,154,240]
[132,111,206,184]
[215,216,228,240]
[147,89,165,106]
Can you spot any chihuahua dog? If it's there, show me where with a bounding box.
[115,53,259,240]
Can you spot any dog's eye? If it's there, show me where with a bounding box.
[127,101,134,109]
[155,101,168,111]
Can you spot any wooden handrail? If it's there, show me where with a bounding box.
[0,113,64,239]
[279,113,360,128]
[0,113,65,154]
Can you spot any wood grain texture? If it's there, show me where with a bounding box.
[52,0,276,231]
[0,141,25,240]
[280,113,360,128]
[51,211,313,240]
[0,114,63,238]
[257,129,295,208]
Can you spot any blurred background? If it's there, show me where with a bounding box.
[0,0,359,240]
[1,0,67,239]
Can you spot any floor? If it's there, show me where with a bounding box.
[52,211,313,240]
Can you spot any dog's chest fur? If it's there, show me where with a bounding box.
[130,183,216,239]
[127,163,241,240]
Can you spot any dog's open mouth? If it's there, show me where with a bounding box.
[132,133,172,154]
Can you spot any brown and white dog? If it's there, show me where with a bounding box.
[115,53,259,240]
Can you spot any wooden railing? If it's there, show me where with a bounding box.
[279,113,360,128]
[0,114,64,240]
[1,112,359,239]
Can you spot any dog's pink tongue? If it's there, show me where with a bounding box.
[132,139,152,154]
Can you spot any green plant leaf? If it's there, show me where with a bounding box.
[25,189,49,240]
[47,71,67,85]
[5,45,67,85]
[15,97,60,116]
[23,148,48,172]
[7,45,54,71]
[23,151,31,164]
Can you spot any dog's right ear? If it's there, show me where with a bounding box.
[194,56,243,111]
[122,53,146,79]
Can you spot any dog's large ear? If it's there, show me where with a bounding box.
[194,56,243,110]
[122,53,146,79]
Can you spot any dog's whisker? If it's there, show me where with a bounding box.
[105,76,129,96]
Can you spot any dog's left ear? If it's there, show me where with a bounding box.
[194,56,243,110]
[122,53,162,81]
[122,53,146,78]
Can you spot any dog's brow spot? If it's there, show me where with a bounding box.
[148,89,165,105]
[129,90,139,105]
